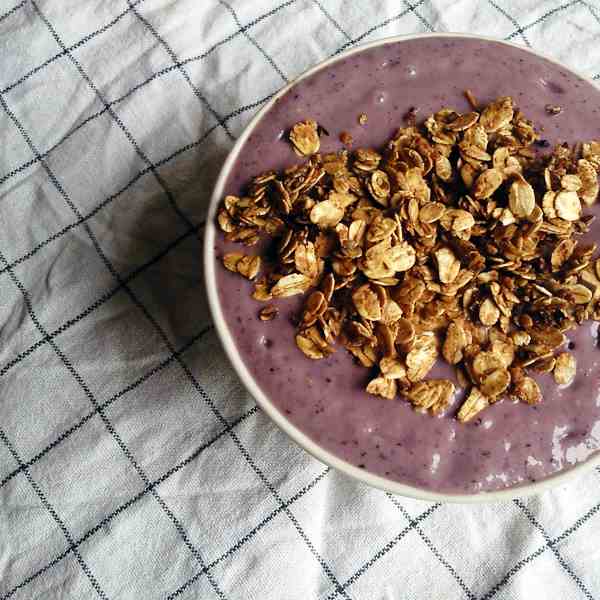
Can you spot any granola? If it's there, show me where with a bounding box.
[218,95,600,423]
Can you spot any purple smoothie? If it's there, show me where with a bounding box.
[214,37,600,494]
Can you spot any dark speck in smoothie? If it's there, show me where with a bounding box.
[546,80,565,94]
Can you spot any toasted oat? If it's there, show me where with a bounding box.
[223,252,244,273]
[553,352,576,385]
[457,387,489,423]
[480,368,511,398]
[366,376,397,399]
[435,247,460,284]
[219,93,600,424]
[358,113,368,125]
[545,104,562,115]
[443,321,469,364]
[508,178,535,217]
[259,305,278,321]
[272,273,312,297]
[473,168,503,199]
[289,119,320,156]
[513,376,542,405]
[406,379,455,414]
[479,298,500,327]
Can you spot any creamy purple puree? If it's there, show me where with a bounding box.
[214,37,600,494]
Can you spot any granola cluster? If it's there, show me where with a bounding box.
[218,94,600,423]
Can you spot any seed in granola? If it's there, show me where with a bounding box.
[289,119,321,156]
[252,278,273,302]
[259,305,278,321]
[553,352,576,385]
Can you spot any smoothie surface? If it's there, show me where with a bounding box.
[214,37,600,494]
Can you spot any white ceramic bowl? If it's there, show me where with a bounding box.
[204,33,600,503]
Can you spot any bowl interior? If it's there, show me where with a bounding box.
[204,33,600,502]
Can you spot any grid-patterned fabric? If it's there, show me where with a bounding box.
[1,1,600,599]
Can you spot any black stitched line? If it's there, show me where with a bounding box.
[0,259,109,600]
[0,224,202,379]
[218,0,289,83]
[0,0,433,281]
[0,324,213,490]
[0,97,279,377]
[505,0,581,40]
[0,0,145,95]
[479,545,548,600]
[480,500,600,600]
[311,0,351,41]
[324,503,441,600]
[0,0,26,24]
[334,0,427,55]
[387,495,476,600]
[403,0,435,32]
[125,0,234,140]
[9,7,227,594]
[0,0,297,189]
[31,2,196,235]
[488,0,531,47]
[164,468,330,600]
[513,499,594,600]
[1,406,257,600]
[583,0,600,26]
[9,6,346,596]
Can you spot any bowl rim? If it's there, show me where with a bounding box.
[203,31,600,503]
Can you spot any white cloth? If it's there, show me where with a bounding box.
[1,1,600,599]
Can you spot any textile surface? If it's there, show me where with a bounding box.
[1,1,600,599]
